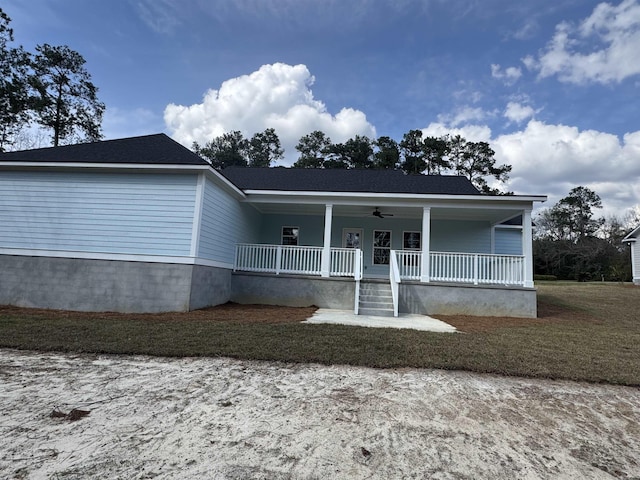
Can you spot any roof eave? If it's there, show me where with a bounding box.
[622,225,640,242]
[0,161,210,170]
[242,189,547,203]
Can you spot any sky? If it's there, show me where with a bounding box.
[3,0,640,218]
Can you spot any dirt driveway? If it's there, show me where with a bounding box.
[1,349,639,479]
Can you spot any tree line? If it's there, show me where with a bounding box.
[534,186,635,281]
[193,128,512,194]
[0,8,104,151]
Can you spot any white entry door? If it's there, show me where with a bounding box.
[342,228,363,249]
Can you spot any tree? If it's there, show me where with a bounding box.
[193,130,248,169]
[399,129,426,174]
[323,142,350,169]
[29,44,105,146]
[531,187,627,281]
[446,135,511,194]
[537,187,604,242]
[373,136,399,169]
[343,135,374,169]
[323,135,374,169]
[247,128,283,167]
[293,131,332,168]
[0,8,30,151]
[422,136,450,174]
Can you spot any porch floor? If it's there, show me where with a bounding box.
[303,309,457,333]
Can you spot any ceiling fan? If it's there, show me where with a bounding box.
[372,207,394,218]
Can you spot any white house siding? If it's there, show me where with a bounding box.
[0,171,197,256]
[494,228,523,255]
[632,242,640,283]
[197,176,260,265]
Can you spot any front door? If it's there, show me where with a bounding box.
[342,228,363,249]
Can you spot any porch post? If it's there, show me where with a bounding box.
[420,206,431,283]
[522,208,534,288]
[321,204,333,277]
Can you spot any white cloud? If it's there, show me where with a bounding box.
[437,107,492,128]
[420,115,640,216]
[503,102,537,124]
[164,63,376,165]
[525,0,640,84]
[493,120,640,215]
[135,0,182,34]
[421,122,492,143]
[490,64,523,85]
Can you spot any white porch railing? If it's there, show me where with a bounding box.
[236,245,525,286]
[395,250,525,286]
[330,247,360,277]
[395,250,422,281]
[234,244,322,275]
[234,244,362,278]
[389,250,401,317]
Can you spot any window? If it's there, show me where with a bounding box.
[282,226,299,245]
[373,230,391,265]
[403,231,421,250]
[343,228,363,249]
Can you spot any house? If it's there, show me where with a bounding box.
[0,134,547,317]
[622,226,640,285]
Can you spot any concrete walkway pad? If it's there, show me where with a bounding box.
[304,309,457,332]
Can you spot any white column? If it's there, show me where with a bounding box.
[321,204,333,277]
[420,206,431,283]
[522,208,534,288]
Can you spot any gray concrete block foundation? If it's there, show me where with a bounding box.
[231,272,355,309]
[400,281,537,318]
[0,254,231,313]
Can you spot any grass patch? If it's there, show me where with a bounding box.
[1,283,639,385]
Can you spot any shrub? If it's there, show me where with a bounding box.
[534,274,557,281]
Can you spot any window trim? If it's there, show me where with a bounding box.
[402,231,421,251]
[342,228,364,249]
[372,229,392,265]
[281,226,299,246]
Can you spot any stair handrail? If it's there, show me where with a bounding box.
[354,249,362,314]
[389,250,400,317]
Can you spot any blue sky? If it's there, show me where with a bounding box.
[3,0,640,218]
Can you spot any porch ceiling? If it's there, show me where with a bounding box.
[246,201,524,224]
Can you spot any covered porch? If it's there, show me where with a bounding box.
[233,198,535,285]
[231,197,539,317]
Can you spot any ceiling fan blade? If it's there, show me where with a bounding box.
[372,207,393,218]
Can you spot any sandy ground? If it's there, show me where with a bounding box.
[1,350,639,479]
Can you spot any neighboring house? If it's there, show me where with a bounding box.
[622,226,640,285]
[0,134,547,317]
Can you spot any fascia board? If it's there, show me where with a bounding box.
[0,161,211,171]
[203,168,246,199]
[243,190,547,205]
[622,225,640,242]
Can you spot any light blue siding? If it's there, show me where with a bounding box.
[258,214,324,246]
[431,220,491,253]
[254,214,492,277]
[0,171,197,255]
[198,177,260,264]
[494,228,523,255]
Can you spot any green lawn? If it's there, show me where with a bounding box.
[1,282,639,385]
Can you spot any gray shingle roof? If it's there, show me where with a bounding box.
[221,167,482,195]
[0,134,209,166]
